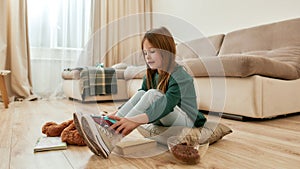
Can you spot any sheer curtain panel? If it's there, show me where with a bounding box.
[27,0,92,98]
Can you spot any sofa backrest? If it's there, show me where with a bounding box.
[219,18,300,55]
[176,34,224,60]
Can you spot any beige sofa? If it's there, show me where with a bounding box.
[63,18,300,120]
[122,18,300,120]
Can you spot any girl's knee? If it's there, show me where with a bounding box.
[131,90,146,99]
[141,89,164,101]
[146,89,163,96]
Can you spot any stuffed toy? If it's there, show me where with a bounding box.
[61,122,86,146]
[42,119,86,146]
[42,120,73,137]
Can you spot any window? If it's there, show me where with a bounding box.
[28,0,92,49]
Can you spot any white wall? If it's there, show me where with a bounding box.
[152,0,300,41]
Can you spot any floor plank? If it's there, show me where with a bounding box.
[223,119,300,146]
[0,148,10,169]
[0,107,13,147]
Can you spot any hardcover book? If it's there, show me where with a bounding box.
[114,138,157,156]
[34,136,67,152]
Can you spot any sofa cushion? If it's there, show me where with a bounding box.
[244,46,300,75]
[176,34,224,60]
[181,46,300,80]
[219,18,300,55]
[124,65,146,80]
[124,46,300,80]
[137,121,232,146]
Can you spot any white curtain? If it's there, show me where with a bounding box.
[27,0,92,98]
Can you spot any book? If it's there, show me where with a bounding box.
[34,136,67,152]
[114,138,157,156]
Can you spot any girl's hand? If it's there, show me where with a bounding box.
[108,115,141,136]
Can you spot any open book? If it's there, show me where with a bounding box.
[34,136,67,152]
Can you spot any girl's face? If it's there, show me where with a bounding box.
[143,39,163,70]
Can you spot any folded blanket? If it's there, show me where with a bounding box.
[80,67,118,98]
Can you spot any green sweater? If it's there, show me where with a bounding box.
[139,65,206,127]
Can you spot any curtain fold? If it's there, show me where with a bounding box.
[0,0,33,99]
[78,0,153,67]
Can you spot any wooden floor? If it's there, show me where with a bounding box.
[0,99,299,169]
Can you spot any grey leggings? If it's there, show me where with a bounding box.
[116,89,193,127]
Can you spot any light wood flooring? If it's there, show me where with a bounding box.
[0,99,299,169]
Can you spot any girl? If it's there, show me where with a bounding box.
[75,27,206,158]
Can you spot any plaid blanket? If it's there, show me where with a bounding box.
[80,67,118,98]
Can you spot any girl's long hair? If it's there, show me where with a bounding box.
[141,27,176,93]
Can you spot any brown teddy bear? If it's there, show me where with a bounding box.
[42,119,86,146]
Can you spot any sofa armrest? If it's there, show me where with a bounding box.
[62,67,125,80]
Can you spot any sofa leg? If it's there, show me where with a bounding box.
[221,113,248,121]
[202,111,249,121]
